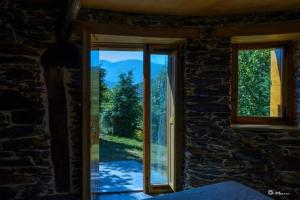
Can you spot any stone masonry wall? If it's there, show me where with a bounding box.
[0,1,81,199]
[231,127,300,199]
[1,1,300,199]
[0,1,56,199]
[295,42,300,126]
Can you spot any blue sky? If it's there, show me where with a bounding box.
[91,50,168,84]
[91,50,167,66]
[100,51,143,62]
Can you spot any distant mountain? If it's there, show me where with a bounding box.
[92,59,165,87]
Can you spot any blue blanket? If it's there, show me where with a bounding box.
[149,181,273,200]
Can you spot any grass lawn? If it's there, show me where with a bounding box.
[91,134,167,174]
[92,134,143,162]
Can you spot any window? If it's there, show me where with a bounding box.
[232,43,294,124]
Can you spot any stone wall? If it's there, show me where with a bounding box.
[295,42,300,126]
[231,126,300,199]
[1,1,300,199]
[182,32,232,187]
[0,1,81,199]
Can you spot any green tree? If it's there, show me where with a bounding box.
[99,67,107,110]
[238,49,271,116]
[102,84,114,134]
[151,69,167,144]
[109,71,140,137]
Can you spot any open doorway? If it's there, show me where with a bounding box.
[91,49,145,194]
[83,33,184,200]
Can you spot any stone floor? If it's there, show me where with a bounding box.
[92,160,166,193]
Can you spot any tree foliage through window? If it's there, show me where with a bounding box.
[237,49,271,117]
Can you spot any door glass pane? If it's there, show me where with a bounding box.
[150,54,168,185]
[90,50,100,197]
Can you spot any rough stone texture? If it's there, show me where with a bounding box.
[230,127,300,200]
[0,2,55,199]
[295,42,300,126]
[1,1,300,199]
[182,35,233,189]
[63,61,83,193]
[0,1,81,200]
[79,9,300,28]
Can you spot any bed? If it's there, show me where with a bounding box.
[149,181,273,200]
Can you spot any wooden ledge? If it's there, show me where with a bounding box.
[231,124,300,131]
[217,21,300,37]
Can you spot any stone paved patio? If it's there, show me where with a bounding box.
[92,160,166,193]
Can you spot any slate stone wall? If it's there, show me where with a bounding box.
[0,1,81,199]
[295,42,300,126]
[231,127,300,199]
[0,1,55,199]
[79,9,300,28]
[1,1,300,199]
[62,62,82,194]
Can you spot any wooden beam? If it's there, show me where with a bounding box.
[57,0,81,42]
[232,33,300,44]
[82,29,91,200]
[76,20,201,39]
[91,34,186,46]
[143,44,150,194]
[217,21,300,37]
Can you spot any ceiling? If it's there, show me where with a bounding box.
[80,0,300,17]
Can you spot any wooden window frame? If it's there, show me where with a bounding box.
[231,42,295,125]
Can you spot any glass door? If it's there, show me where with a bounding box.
[144,45,177,193]
[89,44,178,197]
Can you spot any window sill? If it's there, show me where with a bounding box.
[231,124,300,131]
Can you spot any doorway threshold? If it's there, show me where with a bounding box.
[92,191,153,200]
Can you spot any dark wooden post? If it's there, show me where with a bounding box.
[41,0,81,192]
[41,43,81,192]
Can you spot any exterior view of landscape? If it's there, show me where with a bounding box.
[237,48,283,117]
[91,50,168,193]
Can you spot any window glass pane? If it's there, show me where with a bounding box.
[150,54,168,185]
[237,48,283,117]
